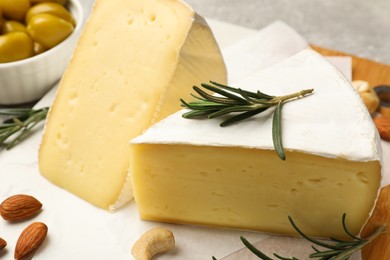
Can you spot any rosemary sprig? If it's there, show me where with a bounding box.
[235,214,386,260]
[0,107,49,149]
[180,81,313,160]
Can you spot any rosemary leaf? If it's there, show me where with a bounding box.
[7,118,41,149]
[288,216,343,250]
[180,98,195,109]
[185,102,230,108]
[234,214,386,260]
[187,103,230,110]
[237,88,256,103]
[0,107,49,150]
[272,101,285,160]
[328,239,361,247]
[309,249,341,258]
[327,225,386,260]
[220,108,268,127]
[190,94,208,102]
[194,86,245,105]
[210,81,274,100]
[181,82,313,160]
[0,108,33,116]
[208,105,261,119]
[256,90,275,100]
[182,110,218,118]
[311,246,322,253]
[180,99,229,111]
[200,83,249,104]
[341,214,363,241]
[240,236,274,260]
[273,254,299,260]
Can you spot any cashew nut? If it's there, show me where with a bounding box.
[352,80,380,114]
[131,227,175,260]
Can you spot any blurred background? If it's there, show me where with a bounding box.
[187,0,390,64]
[82,0,390,65]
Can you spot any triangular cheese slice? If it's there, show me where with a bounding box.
[39,0,226,210]
[130,49,382,238]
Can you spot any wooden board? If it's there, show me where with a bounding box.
[313,45,390,260]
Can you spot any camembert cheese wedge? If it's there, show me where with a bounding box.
[130,49,382,238]
[39,0,226,210]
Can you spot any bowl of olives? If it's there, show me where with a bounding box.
[0,0,84,105]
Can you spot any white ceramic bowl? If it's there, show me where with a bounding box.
[0,0,84,105]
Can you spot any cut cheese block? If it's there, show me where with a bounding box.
[39,0,226,210]
[130,49,382,238]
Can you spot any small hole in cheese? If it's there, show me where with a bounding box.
[149,14,156,22]
[109,104,118,114]
[199,171,209,177]
[356,172,369,184]
[308,178,322,184]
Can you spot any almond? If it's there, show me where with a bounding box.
[15,222,48,260]
[374,117,390,141]
[0,194,42,221]
[0,237,6,250]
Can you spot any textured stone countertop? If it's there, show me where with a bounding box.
[186,0,390,65]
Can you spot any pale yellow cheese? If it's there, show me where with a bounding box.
[130,144,380,239]
[39,0,226,210]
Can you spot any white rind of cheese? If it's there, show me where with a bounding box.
[132,49,380,163]
[130,49,382,238]
[39,0,227,210]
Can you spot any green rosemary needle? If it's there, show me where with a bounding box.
[180,81,313,160]
[0,107,49,150]
[236,214,386,260]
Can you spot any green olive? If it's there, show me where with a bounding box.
[26,2,75,25]
[0,31,33,63]
[27,13,73,49]
[2,20,27,34]
[33,40,45,55]
[0,0,30,21]
[30,0,67,6]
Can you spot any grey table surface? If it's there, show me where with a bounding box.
[186,0,390,65]
[83,0,389,64]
